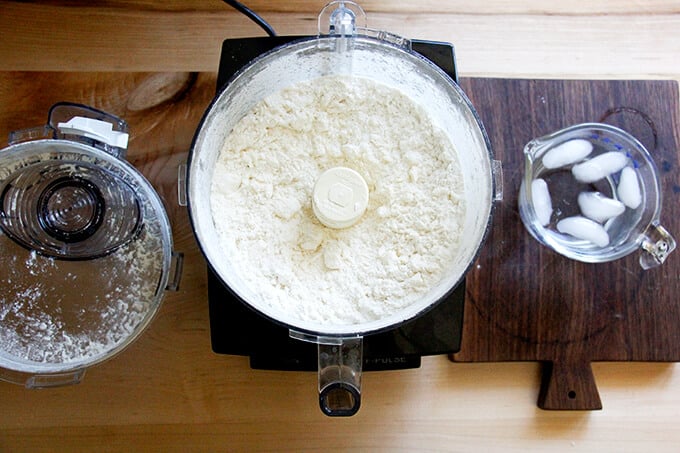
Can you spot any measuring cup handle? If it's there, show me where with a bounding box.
[640,223,676,269]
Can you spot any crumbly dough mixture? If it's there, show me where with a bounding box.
[210,75,465,326]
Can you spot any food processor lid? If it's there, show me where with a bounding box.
[0,144,144,261]
[0,116,143,260]
[0,103,174,375]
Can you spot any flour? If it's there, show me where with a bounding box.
[0,225,163,366]
[210,75,465,326]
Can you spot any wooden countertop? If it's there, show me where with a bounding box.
[1,1,680,451]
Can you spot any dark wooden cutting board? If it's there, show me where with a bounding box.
[452,78,680,410]
[1,73,678,411]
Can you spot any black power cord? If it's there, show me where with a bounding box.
[221,0,277,37]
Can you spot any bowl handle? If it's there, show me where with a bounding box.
[290,331,363,416]
[0,368,85,388]
[640,223,676,269]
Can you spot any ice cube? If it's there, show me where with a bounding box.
[531,178,553,226]
[571,152,628,183]
[577,191,625,223]
[556,216,610,247]
[617,166,642,209]
[542,139,593,169]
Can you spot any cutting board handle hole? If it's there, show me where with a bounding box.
[568,390,577,399]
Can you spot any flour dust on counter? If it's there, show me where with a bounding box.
[210,75,466,326]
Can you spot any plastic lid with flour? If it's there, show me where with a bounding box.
[0,103,180,387]
[312,167,369,229]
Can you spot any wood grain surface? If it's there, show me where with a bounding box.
[2,1,680,80]
[2,1,680,451]
[0,69,679,453]
[452,78,680,411]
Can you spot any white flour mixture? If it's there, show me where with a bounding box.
[210,75,465,325]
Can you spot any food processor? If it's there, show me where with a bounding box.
[186,1,502,415]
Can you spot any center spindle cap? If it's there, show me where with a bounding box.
[312,167,369,229]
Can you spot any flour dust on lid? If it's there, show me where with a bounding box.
[0,139,172,376]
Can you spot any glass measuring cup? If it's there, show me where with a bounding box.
[518,123,675,269]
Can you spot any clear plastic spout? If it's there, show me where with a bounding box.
[290,330,363,416]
